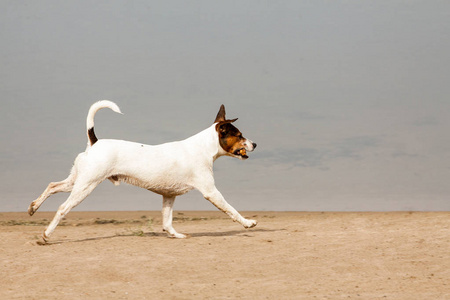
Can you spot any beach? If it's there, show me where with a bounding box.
[1,211,449,299]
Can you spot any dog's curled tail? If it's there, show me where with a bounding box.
[86,100,122,147]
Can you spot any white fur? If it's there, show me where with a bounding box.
[86,100,122,129]
[29,101,257,242]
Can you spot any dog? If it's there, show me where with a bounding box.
[28,101,257,243]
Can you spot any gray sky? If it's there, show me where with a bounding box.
[1,1,450,212]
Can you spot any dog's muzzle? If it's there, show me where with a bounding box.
[234,141,257,159]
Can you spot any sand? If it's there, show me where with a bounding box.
[0,211,449,299]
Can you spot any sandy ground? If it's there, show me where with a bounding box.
[0,211,449,299]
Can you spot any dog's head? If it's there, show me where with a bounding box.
[214,105,257,160]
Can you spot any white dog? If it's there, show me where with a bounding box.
[29,101,257,243]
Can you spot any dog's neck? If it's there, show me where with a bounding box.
[183,124,227,162]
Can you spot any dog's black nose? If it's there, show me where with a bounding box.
[252,143,257,149]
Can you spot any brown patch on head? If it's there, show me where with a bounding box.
[216,122,246,156]
[214,104,249,158]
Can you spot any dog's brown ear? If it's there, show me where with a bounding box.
[214,104,226,123]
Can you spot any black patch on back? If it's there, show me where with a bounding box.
[88,127,98,145]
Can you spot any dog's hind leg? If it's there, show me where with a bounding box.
[41,180,100,243]
[28,168,77,216]
[162,196,186,238]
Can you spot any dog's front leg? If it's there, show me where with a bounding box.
[200,187,257,229]
[162,196,187,238]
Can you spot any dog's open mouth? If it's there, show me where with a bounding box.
[233,148,249,159]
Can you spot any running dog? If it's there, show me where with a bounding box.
[28,101,257,243]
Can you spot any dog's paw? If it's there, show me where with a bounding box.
[28,202,36,216]
[36,239,48,246]
[243,219,258,229]
[167,232,188,239]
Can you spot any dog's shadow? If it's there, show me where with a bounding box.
[39,228,281,245]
